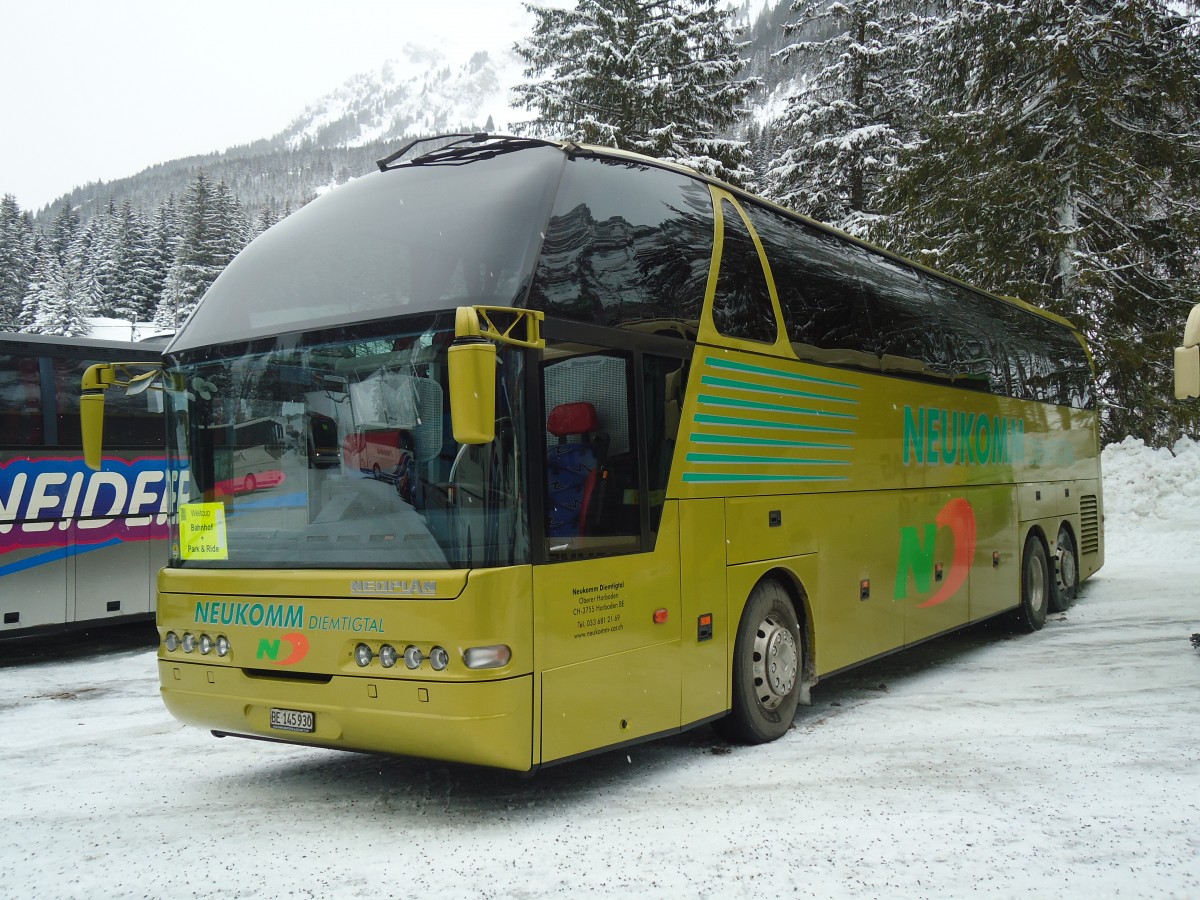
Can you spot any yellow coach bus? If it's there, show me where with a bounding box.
[83,134,1103,770]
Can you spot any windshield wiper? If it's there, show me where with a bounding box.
[376,132,564,171]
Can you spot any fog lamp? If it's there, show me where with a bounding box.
[403,645,422,669]
[354,643,373,667]
[429,646,450,671]
[379,644,398,668]
[463,645,512,670]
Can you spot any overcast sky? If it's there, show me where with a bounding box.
[1,0,539,213]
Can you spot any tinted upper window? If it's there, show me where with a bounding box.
[942,282,1093,408]
[0,353,44,447]
[711,200,776,344]
[741,202,876,365]
[526,157,714,330]
[741,199,1093,408]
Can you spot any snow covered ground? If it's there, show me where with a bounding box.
[2,439,1199,899]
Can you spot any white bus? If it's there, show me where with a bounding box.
[1,332,167,639]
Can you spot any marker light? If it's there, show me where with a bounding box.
[379,644,398,668]
[182,633,196,653]
[216,635,230,657]
[199,634,213,655]
[403,645,423,669]
[165,632,179,652]
[354,643,373,667]
[429,646,450,671]
[463,645,512,670]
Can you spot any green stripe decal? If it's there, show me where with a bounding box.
[704,356,860,390]
[699,375,858,406]
[693,413,855,435]
[690,433,851,450]
[697,394,857,419]
[685,453,850,466]
[681,472,849,483]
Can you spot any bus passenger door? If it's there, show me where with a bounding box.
[533,347,684,765]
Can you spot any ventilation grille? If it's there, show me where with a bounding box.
[1080,494,1100,555]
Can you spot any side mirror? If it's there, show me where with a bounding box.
[448,337,497,444]
[446,306,544,445]
[1175,303,1200,400]
[81,391,107,470]
[80,361,165,469]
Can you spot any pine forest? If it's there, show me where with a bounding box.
[1,0,1198,447]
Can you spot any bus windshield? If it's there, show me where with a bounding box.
[164,315,531,570]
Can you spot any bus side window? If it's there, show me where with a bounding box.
[712,199,777,344]
[0,354,44,446]
[740,202,878,371]
[543,351,640,555]
[643,354,687,533]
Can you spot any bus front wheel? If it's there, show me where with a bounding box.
[715,579,802,744]
[1012,533,1049,633]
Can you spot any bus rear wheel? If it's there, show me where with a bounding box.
[715,579,802,744]
[1049,524,1078,613]
[1011,533,1049,633]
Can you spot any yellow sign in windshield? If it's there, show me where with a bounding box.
[178,503,228,560]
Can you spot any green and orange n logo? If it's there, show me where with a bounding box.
[894,498,977,607]
[255,631,310,665]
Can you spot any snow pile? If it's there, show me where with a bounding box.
[1101,435,1200,527]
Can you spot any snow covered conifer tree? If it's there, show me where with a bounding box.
[881,0,1200,444]
[105,199,160,323]
[0,194,34,330]
[513,0,758,183]
[22,237,96,336]
[155,173,248,330]
[766,0,925,237]
[87,199,124,318]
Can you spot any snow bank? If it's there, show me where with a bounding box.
[1101,436,1200,557]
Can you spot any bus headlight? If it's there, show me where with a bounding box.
[199,634,213,655]
[464,645,512,670]
[354,643,373,667]
[379,644,398,668]
[216,635,231,657]
[429,646,449,671]
[182,633,196,653]
[165,632,179,652]
[403,645,422,669]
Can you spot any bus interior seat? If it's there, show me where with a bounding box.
[546,401,607,537]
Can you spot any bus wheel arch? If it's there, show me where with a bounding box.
[715,574,807,745]
[1011,528,1050,633]
[766,567,817,702]
[1049,521,1079,613]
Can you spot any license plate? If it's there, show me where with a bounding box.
[270,707,315,733]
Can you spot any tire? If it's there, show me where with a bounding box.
[372,463,381,480]
[1011,533,1049,633]
[1049,523,1078,613]
[714,580,802,744]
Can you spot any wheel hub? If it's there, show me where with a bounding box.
[1057,532,1077,592]
[752,615,798,710]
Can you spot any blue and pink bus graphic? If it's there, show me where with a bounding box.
[1,456,181,578]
